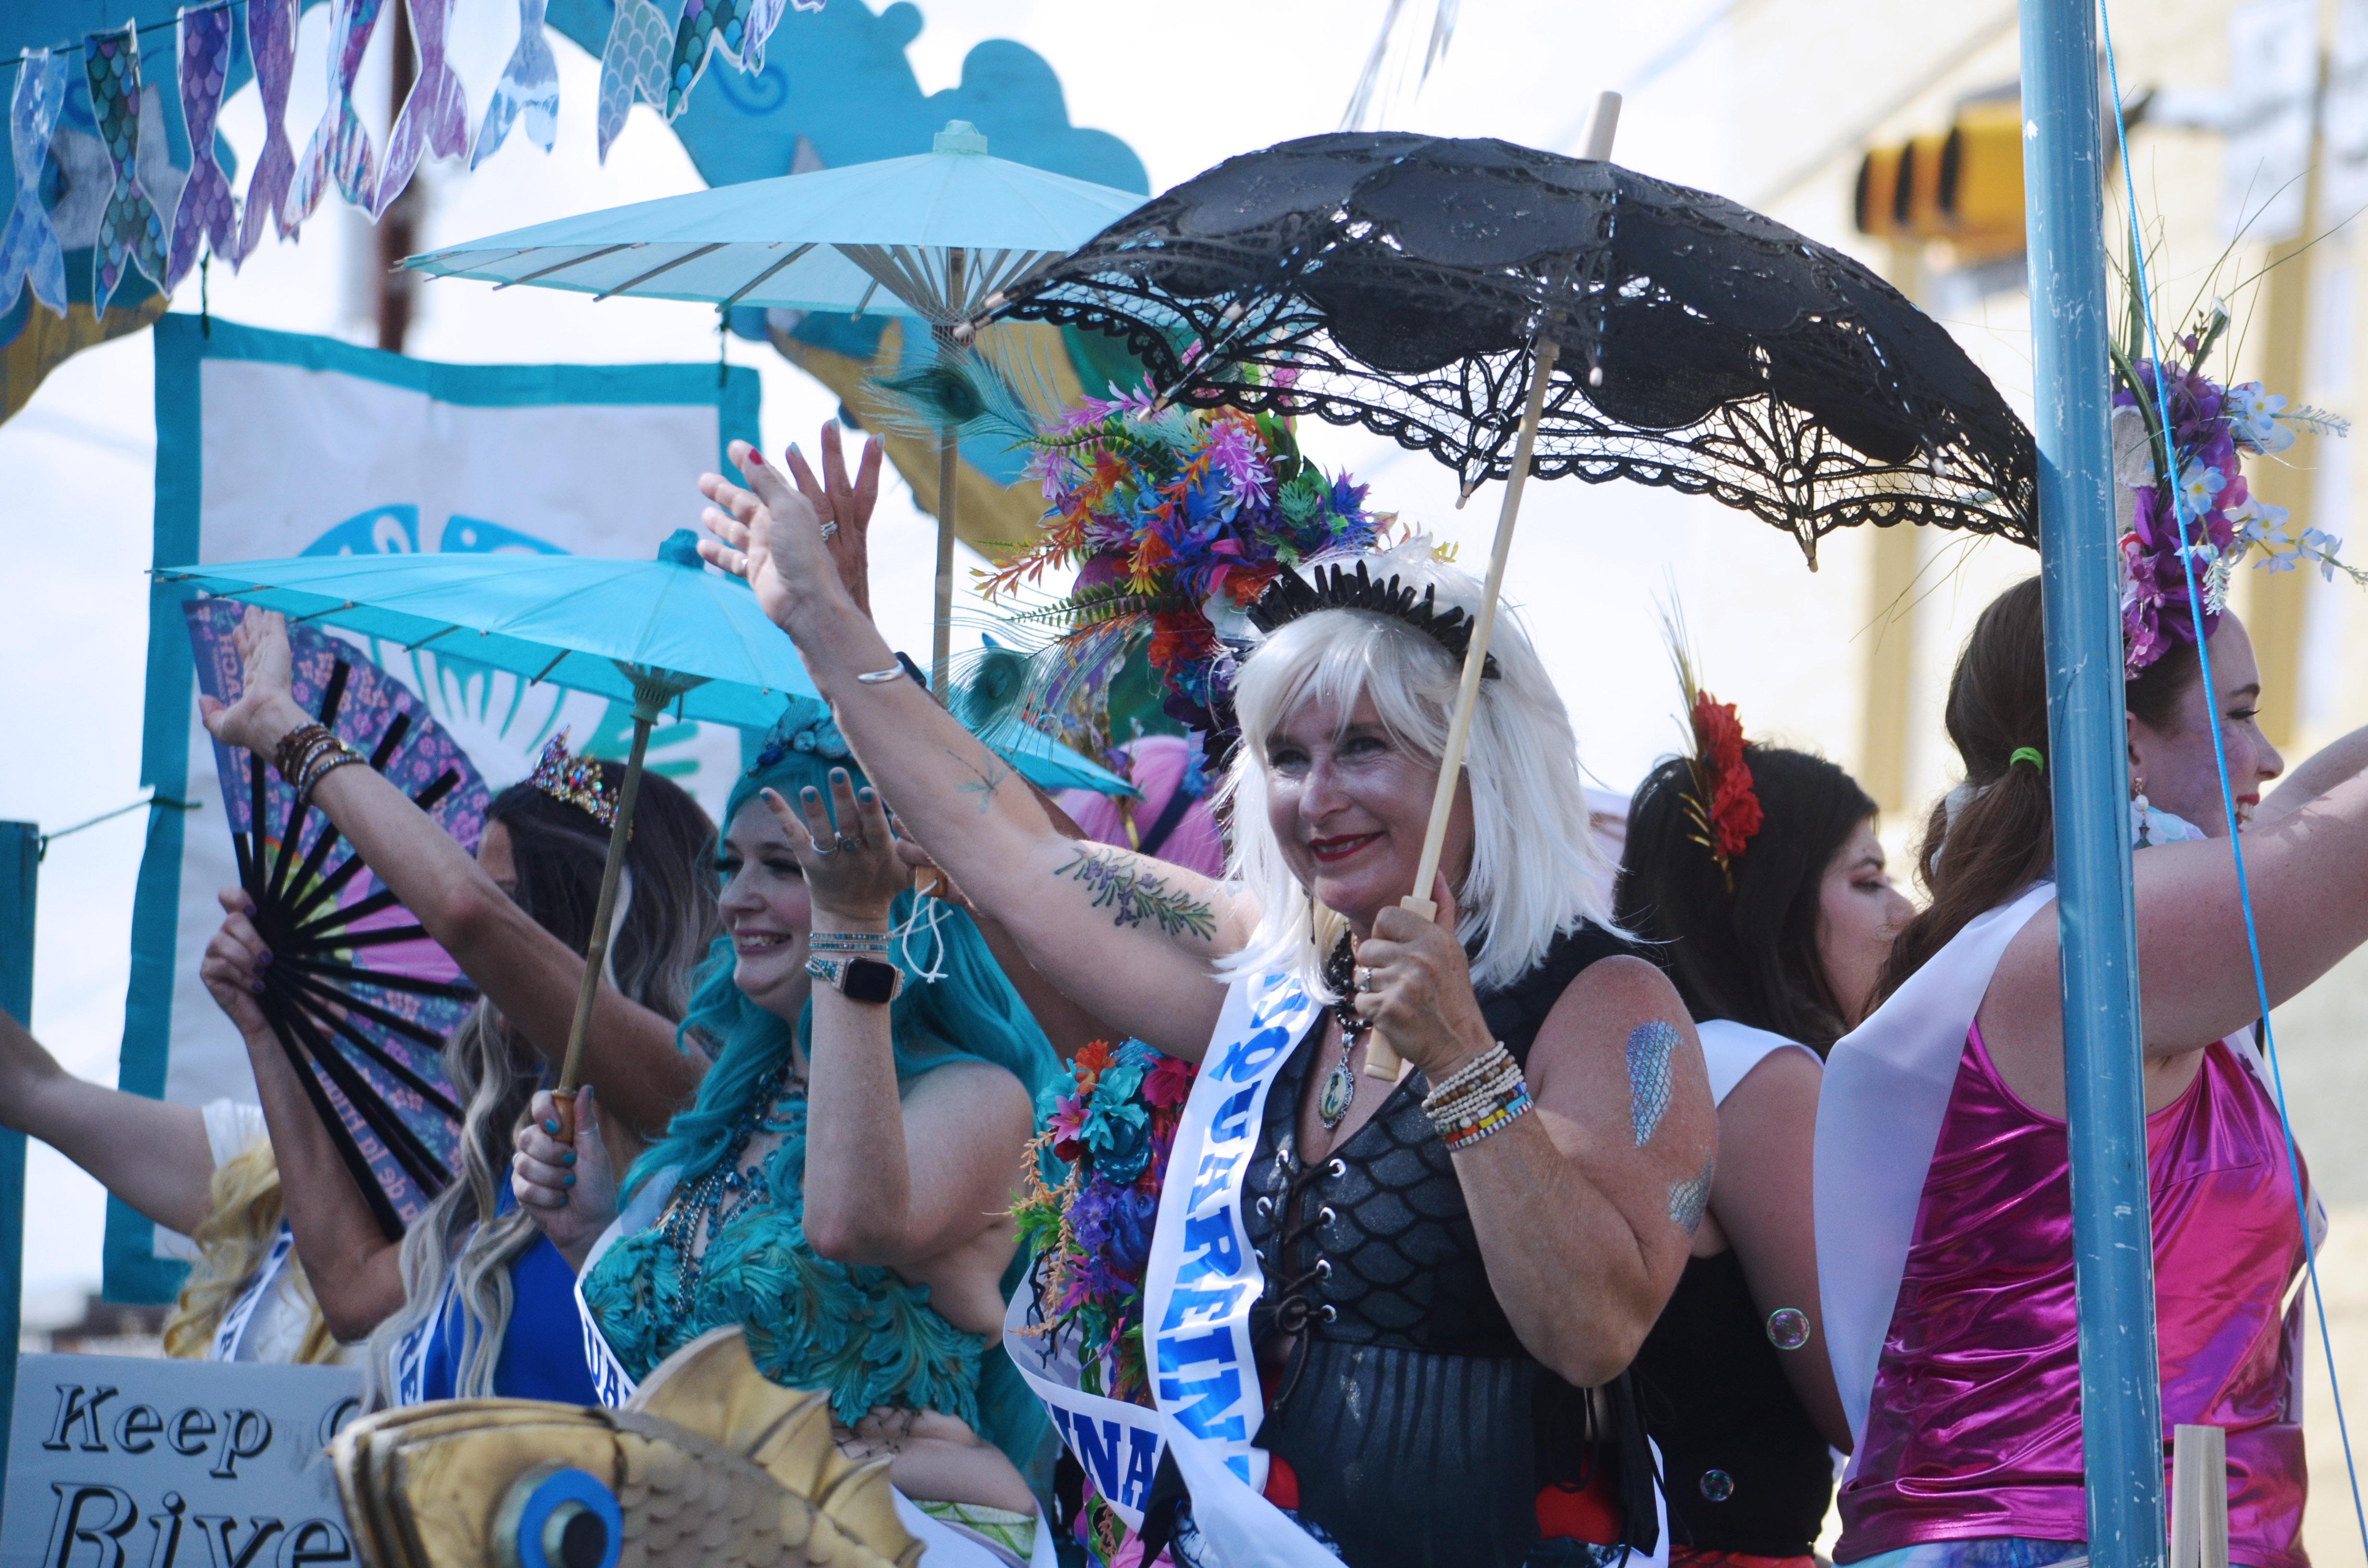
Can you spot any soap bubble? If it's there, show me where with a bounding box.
[1766,1307,1812,1350]
[1699,1470,1734,1503]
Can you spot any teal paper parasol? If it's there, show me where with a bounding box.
[161,530,1128,1123]
[402,121,1146,696]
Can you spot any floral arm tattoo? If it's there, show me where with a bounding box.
[1053,845,1218,939]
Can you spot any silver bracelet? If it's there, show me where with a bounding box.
[855,665,907,684]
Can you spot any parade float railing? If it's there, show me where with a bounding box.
[0,820,36,1531]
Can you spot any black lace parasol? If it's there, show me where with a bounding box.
[988,132,2036,564]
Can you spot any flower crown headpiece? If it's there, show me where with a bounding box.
[1666,625,1763,890]
[2112,301,2359,679]
[530,731,618,829]
[971,382,1388,749]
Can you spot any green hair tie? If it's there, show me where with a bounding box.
[2009,746,2047,774]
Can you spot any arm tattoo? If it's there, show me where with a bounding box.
[1668,1152,1715,1236]
[1626,1020,1677,1147]
[951,749,1009,814]
[1054,845,1218,939]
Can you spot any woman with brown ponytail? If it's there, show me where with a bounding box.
[1816,571,2368,1568]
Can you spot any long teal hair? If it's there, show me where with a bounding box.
[622,698,1060,1480]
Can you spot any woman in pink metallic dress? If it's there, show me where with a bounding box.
[1816,570,2368,1568]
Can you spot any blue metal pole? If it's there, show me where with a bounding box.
[2018,5,2166,1566]
[0,822,34,1533]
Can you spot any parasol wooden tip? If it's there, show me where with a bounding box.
[549,1086,579,1147]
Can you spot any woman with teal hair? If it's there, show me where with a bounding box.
[512,689,1062,1566]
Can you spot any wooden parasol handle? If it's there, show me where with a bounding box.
[552,697,660,1143]
[1361,93,1620,1085]
[1361,337,1561,1083]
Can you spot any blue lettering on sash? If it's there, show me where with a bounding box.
[1154,1326,1236,1375]
[1050,1406,1075,1447]
[1122,1427,1161,1510]
[1158,1370,1248,1442]
[1174,1209,1243,1284]
[1249,985,1306,1028]
[1186,1146,1243,1215]
[1209,1086,1257,1147]
[1212,1025,1291,1083]
[1160,1279,1249,1332]
[1073,1416,1129,1501]
[1228,1454,1254,1483]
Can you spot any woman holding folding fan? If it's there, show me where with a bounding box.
[196,630,718,1403]
[690,407,1716,1568]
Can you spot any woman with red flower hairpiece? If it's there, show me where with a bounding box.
[1617,650,1911,1568]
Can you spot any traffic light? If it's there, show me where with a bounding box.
[1853,98,2024,265]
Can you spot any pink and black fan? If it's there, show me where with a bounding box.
[186,599,489,1239]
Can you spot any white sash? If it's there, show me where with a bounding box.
[1813,883,2053,1456]
[208,1223,296,1362]
[1695,1018,1818,1108]
[572,1167,681,1409]
[390,1296,436,1406]
[1003,973,1333,1566]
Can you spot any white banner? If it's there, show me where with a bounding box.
[117,315,760,1299]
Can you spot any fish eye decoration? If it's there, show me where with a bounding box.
[493,1463,624,1568]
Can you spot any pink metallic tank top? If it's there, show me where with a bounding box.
[1838,1023,2308,1568]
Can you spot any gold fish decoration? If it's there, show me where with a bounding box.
[331,1326,921,1568]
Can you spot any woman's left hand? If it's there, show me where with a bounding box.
[770,768,908,923]
[1353,874,1496,1080]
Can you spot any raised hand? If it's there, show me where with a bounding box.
[512,1084,618,1267]
[774,769,907,924]
[785,423,883,616]
[697,441,843,638]
[197,605,310,757]
[199,886,274,1038]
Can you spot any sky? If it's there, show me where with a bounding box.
[0,0,2033,1311]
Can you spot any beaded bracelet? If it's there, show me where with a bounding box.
[1424,1042,1532,1150]
[294,739,366,810]
[272,723,337,784]
[1423,1042,1511,1107]
[1442,1087,1533,1152]
[808,931,892,953]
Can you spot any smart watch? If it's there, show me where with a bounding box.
[805,954,903,1005]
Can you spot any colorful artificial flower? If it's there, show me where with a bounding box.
[2111,303,2359,677]
[978,387,1388,747]
[1011,1037,1200,1566]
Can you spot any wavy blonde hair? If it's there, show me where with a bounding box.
[161,1140,339,1364]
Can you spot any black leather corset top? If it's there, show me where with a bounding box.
[1242,1035,1518,1354]
[1240,922,1638,1354]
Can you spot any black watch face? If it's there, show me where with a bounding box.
[842,956,899,1005]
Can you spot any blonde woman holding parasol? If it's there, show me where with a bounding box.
[695,441,1714,1568]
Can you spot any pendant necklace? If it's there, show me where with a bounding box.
[1319,934,1369,1129]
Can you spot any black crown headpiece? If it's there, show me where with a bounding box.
[1246,561,1501,680]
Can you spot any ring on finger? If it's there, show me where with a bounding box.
[1356,964,1374,991]
[818,520,840,541]
[835,832,863,853]
[806,833,836,856]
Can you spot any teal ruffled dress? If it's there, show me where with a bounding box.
[581,1091,988,1433]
